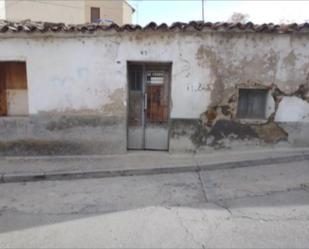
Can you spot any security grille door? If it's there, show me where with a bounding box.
[128,65,144,149]
[127,63,170,150]
[144,67,169,150]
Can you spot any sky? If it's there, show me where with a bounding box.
[127,0,309,26]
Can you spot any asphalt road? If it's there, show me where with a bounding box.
[0,160,309,248]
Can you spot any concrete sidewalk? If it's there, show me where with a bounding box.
[1,148,309,183]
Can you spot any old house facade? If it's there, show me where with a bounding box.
[0,0,134,25]
[0,21,309,155]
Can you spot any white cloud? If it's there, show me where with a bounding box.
[206,1,309,24]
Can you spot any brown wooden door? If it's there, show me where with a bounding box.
[0,63,7,116]
[147,85,168,124]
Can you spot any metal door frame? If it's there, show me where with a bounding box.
[126,61,172,151]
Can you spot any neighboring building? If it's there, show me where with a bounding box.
[0,21,309,156]
[0,0,134,25]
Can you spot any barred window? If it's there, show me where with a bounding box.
[237,88,268,119]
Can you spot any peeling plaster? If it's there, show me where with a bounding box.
[187,80,309,150]
[191,35,308,150]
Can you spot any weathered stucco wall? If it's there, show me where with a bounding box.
[0,34,128,155]
[4,0,85,24]
[0,0,5,20]
[0,30,309,154]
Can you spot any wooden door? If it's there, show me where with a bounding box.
[0,63,7,116]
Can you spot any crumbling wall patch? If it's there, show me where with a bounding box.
[182,78,309,150]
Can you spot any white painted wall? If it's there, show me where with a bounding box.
[275,96,309,122]
[0,31,308,121]
[0,36,126,116]
[0,0,5,19]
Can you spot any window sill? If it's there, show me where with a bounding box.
[235,118,269,125]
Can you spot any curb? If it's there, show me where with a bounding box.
[1,153,309,184]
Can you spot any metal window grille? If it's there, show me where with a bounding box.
[237,88,268,119]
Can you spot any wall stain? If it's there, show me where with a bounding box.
[252,122,288,143]
[0,140,85,156]
[208,120,258,143]
[102,88,125,116]
[46,115,121,131]
[283,50,297,69]
[195,45,225,106]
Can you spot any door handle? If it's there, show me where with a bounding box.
[144,93,147,110]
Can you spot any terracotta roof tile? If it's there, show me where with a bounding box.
[0,20,309,34]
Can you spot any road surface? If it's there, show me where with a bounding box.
[0,160,309,248]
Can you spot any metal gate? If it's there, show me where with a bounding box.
[127,63,171,151]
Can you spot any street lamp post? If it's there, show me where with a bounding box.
[202,0,205,22]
